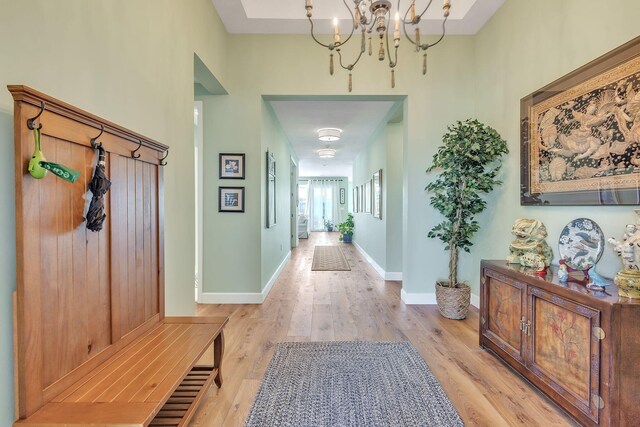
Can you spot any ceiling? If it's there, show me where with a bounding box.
[214,1,505,178]
[269,100,397,178]
[212,0,505,35]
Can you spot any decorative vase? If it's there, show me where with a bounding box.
[615,269,640,299]
[435,281,470,320]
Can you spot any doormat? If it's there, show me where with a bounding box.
[311,245,351,271]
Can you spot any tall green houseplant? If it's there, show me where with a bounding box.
[426,119,508,288]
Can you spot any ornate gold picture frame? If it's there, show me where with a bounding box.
[521,36,640,205]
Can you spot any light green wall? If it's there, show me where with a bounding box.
[0,1,228,423]
[0,111,16,424]
[354,126,389,268]
[385,122,404,273]
[464,0,640,296]
[261,101,296,288]
[353,119,404,274]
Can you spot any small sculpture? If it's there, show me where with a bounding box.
[608,222,640,271]
[558,259,569,283]
[586,267,609,291]
[507,218,554,268]
[608,211,640,298]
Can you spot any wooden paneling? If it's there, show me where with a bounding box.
[10,86,168,420]
[110,155,161,340]
[35,136,113,389]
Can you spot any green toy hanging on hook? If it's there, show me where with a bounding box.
[28,127,80,183]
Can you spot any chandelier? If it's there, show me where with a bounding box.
[305,0,451,92]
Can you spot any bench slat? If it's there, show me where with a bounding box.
[14,402,157,426]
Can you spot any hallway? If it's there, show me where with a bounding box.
[192,233,573,426]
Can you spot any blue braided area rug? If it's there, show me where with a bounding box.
[244,341,464,427]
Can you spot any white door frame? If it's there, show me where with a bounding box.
[194,101,204,303]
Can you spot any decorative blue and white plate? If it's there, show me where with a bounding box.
[558,218,605,271]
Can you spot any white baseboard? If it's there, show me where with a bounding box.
[200,251,291,304]
[261,251,291,301]
[353,241,402,281]
[401,288,480,308]
[401,289,436,304]
[385,272,403,281]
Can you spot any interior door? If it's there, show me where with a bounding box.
[481,269,527,364]
[527,285,601,423]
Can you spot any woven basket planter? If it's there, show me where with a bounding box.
[435,281,470,320]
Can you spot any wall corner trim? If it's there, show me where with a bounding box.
[200,251,291,304]
[353,241,402,281]
[401,288,480,308]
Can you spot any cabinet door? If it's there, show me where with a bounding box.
[527,286,601,424]
[481,269,527,364]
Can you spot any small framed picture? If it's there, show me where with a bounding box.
[219,153,245,179]
[219,186,245,212]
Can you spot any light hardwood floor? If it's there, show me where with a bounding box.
[191,232,575,426]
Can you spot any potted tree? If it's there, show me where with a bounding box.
[338,213,354,243]
[324,219,334,232]
[426,119,508,320]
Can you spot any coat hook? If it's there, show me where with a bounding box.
[131,140,142,158]
[90,124,104,149]
[160,150,169,166]
[27,101,46,130]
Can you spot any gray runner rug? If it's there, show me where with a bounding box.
[244,341,464,427]
[311,245,351,271]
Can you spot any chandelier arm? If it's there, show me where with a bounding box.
[418,0,436,19]
[308,17,333,49]
[427,15,448,48]
[384,17,397,68]
[402,8,419,48]
[306,0,357,50]
[337,0,358,47]
[336,40,366,71]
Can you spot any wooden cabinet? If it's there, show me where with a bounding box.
[480,260,640,427]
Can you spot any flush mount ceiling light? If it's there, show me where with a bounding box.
[305,0,451,92]
[318,128,342,141]
[318,148,337,158]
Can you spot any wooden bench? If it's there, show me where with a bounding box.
[9,86,228,426]
[15,317,227,426]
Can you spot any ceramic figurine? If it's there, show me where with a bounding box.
[586,266,609,291]
[507,218,554,268]
[558,260,569,283]
[608,210,640,298]
[534,260,547,276]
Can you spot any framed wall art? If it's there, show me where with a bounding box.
[354,186,359,212]
[219,186,245,212]
[219,153,245,179]
[364,179,372,213]
[266,151,276,227]
[521,36,640,205]
[373,169,382,219]
[360,184,364,212]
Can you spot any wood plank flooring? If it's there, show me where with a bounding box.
[191,232,575,426]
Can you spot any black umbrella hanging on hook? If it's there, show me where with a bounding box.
[86,143,111,232]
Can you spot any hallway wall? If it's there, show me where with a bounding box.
[465,0,640,295]
[0,0,229,423]
[353,119,404,278]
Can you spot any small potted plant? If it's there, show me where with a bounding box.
[324,219,334,232]
[338,213,354,243]
[426,119,508,320]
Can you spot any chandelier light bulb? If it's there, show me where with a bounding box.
[318,128,342,142]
